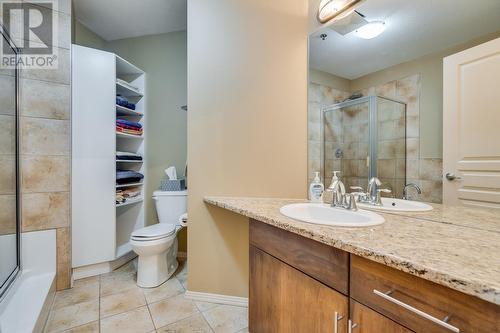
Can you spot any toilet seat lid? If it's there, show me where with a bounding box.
[131,224,176,241]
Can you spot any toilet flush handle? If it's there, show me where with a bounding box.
[153,196,158,201]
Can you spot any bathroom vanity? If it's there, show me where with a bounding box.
[205,197,500,333]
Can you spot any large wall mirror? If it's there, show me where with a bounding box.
[308,0,500,203]
[0,28,20,300]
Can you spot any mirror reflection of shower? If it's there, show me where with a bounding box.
[322,95,406,198]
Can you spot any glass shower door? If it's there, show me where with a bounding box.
[0,31,20,300]
[323,97,371,190]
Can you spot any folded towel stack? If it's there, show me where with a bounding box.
[116,186,142,204]
[116,95,136,110]
[116,119,143,136]
[116,151,143,161]
[116,169,144,184]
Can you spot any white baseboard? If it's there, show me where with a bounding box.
[177,251,187,259]
[185,290,248,307]
[72,252,137,281]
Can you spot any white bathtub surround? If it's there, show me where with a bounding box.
[0,230,57,333]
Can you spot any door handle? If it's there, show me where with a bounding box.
[333,312,343,333]
[445,173,462,181]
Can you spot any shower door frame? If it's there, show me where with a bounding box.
[321,95,407,186]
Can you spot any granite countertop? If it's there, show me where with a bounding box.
[204,196,500,305]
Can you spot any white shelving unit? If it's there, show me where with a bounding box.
[72,45,146,272]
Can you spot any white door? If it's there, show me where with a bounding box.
[443,37,500,208]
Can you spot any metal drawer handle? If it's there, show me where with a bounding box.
[348,319,358,333]
[333,312,343,333]
[373,289,460,333]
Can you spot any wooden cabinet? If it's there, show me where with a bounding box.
[250,246,348,333]
[350,300,413,333]
[350,255,500,333]
[249,220,500,333]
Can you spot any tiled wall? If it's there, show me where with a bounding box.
[8,0,72,290]
[308,73,443,203]
[308,83,349,184]
[324,103,370,190]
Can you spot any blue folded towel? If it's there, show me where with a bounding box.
[117,119,142,129]
[116,95,136,110]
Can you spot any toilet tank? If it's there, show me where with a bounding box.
[153,190,187,224]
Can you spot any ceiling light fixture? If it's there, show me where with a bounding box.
[317,0,364,24]
[354,21,386,39]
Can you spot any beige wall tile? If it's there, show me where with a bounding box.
[21,47,70,84]
[25,0,71,15]
[20,79,70,119]
[21,117,70,155]
[0,115,16,154]
[22,192,69,231]
[420,180,443,203]
[0,194,16,235]
[406,115,420,138]
[376,80,397,99]
[20,3,71,49]
[56,227,71,290]
[377,159,396,179]
[0,75,16,115]
[419,158,443,181]
[21,155,69,192]
[0,155,16,194]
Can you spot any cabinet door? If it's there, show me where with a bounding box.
[250,246,348,333]
[350,300,413,333]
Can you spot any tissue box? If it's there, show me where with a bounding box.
[159,178,186,191]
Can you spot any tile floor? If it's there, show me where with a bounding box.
[44,260,249,333]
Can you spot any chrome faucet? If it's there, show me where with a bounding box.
[367,177,382,203]
[326,172,357,211]
[402,183,422,200]
[351,177,392,206]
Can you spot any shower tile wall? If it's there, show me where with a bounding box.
[308,73,443,203]
[15,0,72,290]
[324,103,369,190]
[308,83,350,184]
[359,74,443,203]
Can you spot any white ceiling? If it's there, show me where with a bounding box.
[73,0,187,41]
[309,0,500,79]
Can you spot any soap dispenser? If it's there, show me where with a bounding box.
[309,172,324,203]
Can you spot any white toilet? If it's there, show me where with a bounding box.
[130,190,187,288]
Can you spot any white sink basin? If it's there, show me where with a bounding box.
[280,203,385,227]
[357,198,433,212]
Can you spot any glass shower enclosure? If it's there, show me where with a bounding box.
[322,96,407,197]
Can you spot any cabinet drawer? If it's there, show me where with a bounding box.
[250,219,349,294]
[350,255,500,333]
